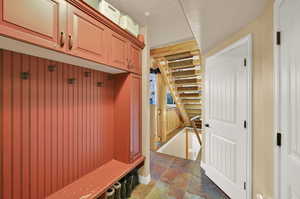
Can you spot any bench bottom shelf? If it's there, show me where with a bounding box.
[47,156,145,199]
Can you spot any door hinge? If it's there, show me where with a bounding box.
[244,182,247,190]
[243,120,247,129]
[276,31,281,45]
[244,58,247,67]
[277,132,282,147]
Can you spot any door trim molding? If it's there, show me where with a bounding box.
[204,34,253,199]
[273,1,283,199]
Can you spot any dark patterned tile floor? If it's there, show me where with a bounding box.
[130,152,230,199]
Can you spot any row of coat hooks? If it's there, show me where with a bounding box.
[20,65,106,87]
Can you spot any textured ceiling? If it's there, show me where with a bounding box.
[178,0,270,53]
[105,0,194,48]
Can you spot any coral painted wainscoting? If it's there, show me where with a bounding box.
[0,50,115,199]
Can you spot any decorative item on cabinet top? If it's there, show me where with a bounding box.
[98,0,121,25]
[75,0,145,47]
[83,0,140,38]
[120,15,140,37]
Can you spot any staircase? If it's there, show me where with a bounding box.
[156,51,203,144]
[167,52,202,127]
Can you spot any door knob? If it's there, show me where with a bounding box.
[205,124,210,128]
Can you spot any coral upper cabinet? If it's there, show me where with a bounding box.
[0,0,67,51]
[114,74,142,164]
[67,4,108,63]
[0,0,143,72]
[109,31,129,70]
[128,43,142,74]
[109,33,142,74]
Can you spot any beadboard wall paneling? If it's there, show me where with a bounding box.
[0,50,114,199]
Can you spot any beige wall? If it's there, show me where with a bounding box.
[203,3,274,199]
[166,107,183,135]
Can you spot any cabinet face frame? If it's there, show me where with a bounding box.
[114,73,142,164]
[130,74,142,162]
[0,0,67,51]
[129,44,142,75]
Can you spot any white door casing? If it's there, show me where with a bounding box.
[204,36,252,199]
[276,0,300,198]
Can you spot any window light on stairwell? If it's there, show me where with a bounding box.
[193,55,200,60]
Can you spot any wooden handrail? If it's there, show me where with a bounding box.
[190,115,201,121]
[191,121,202,146]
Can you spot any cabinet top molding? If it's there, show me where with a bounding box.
[67,0,145,49]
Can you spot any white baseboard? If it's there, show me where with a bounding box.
[256,194,264,199]
[201,161,208,172]
[139,174,151,185]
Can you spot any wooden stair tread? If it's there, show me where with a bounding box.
[177,86,200,92]
[168,59,199,68]
[165,52,194,61]
[171,64,198,70]
[47,157,145,199]
[179,93,201,98]
[169,59,201,70]
[182,99,202,104]
[175,78,201,85]
[172,70,201,77]
[186,109,201,114]
[185,104,202,109]
[188,112,201,115]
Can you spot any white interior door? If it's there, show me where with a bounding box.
[278,0,300,198]
[204,40,250,199]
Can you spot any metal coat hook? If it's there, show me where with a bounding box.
[68,78,76,84]
[84,71,92,77]
[97,82,104,87]
[107,74,114,80]
[48,65,57,72]
[20,72,30,80]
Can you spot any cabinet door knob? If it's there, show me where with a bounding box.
[60,32,65,47]
[205,124,210,128]
[68,34,73,50]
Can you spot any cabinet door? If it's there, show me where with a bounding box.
[67,4,108,64]
[0,0,66,51]
[130,75,141,162]
[109,31,128,70]
[129,43,142,74]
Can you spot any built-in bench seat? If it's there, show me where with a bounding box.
[47,157,145,199]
